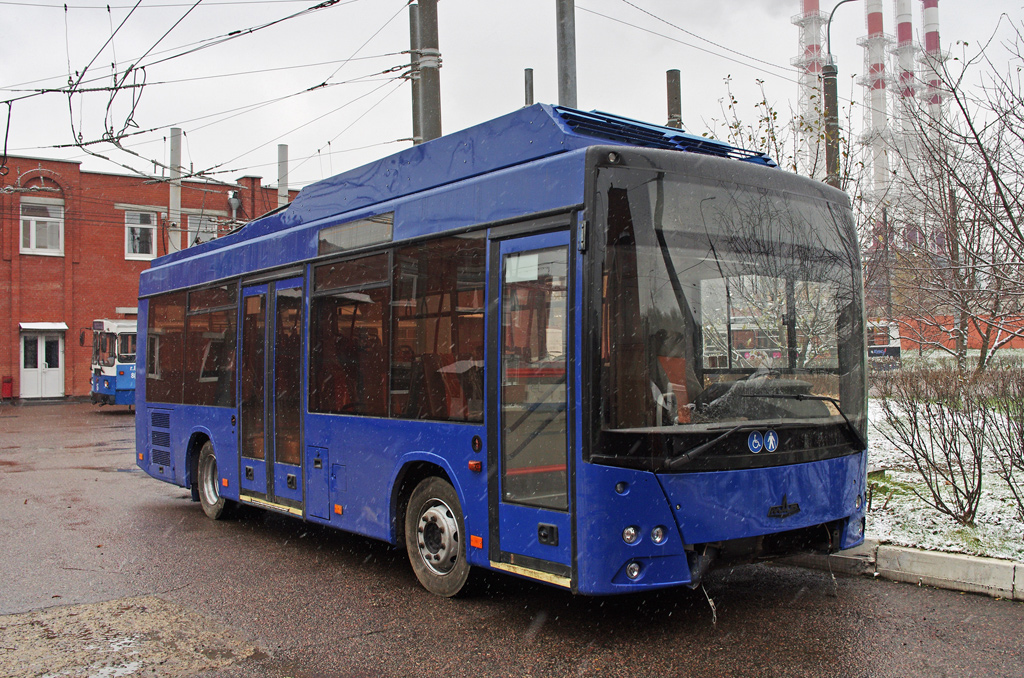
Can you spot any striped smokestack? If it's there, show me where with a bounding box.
[921,0,942,120]
[792,0,827,178]
[893,0,918,141]
[859,0,890,196]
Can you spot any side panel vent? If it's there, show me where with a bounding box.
[150,409,172,468]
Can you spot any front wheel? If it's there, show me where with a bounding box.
[405,477,470,597]
[197,440,229,520]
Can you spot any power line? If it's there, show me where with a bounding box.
[616,0,795,76]
[576,5,803,88]
[2,0,360,96]
[2,0,326,6]
[3,50,403,93]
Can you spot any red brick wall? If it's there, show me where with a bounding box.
[1,156,294,398]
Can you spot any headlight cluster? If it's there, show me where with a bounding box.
[621,525,669,545]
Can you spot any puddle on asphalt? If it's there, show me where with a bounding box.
[0,596,258,677]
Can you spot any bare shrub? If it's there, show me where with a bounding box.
[875,367,986,526]
[985,367,1024,521]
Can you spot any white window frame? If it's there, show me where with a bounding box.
[20,197,65,257]
[125,210,158,260]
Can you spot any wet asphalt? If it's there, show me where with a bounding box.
[1,401,1022,677]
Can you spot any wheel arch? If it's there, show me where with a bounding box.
[185,428,214,500]
[389,454,462,549]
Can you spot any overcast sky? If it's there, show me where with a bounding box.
[2,0,1020,189]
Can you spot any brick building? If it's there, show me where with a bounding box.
[1,155,294,400]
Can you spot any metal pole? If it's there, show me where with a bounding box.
[824,0,860,189]
[418,0,442,141]
[666,69,682,129]
[169,127,181,252]
[556,0,577,108]
[823,61,840,188]
[409,3,422,144]
[525,68,534,107]
[277,144,289,208]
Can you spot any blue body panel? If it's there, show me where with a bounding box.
[302,414,490,565]
[659,452,867,545]
[573,452,867,595]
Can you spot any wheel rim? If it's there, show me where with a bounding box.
[416,498,460,576]
[199,453,219,506]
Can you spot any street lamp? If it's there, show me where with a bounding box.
[823,0,860,189]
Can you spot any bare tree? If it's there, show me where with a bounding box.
[884,20,1024,372]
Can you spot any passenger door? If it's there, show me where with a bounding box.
[490,231,573,586]
[239,277,305,515]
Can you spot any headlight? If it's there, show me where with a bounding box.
[650,526,667,544]
[625,561,642,580]
[622,526,639,544]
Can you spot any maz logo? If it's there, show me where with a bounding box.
[768,494,801,519]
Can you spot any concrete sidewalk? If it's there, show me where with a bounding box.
[784,539,1024,601]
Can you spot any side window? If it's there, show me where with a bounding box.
[309,253,390,416]
[146,292,187,403]
[184,284,238,407]
[393,234,485,422]
[126,211,158,260]
[20,199,64,256]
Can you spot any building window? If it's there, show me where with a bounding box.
[126,211,158,260]
[20,200,64,256]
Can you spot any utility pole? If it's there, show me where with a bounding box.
[666,69,682,129]
[169,127,182,252]
[418,0,442,142]
[556,0,577,108]
[824,0,859,189]
[409,3,422,144]
[525,68,534,107]
[823,60,839,188]
[277,144,289,208]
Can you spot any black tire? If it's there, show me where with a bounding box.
[197,440,229,520]
[405,477,470,597]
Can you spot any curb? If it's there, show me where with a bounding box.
[781,539,1024,601]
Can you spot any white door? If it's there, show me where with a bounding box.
[20,333,65,398]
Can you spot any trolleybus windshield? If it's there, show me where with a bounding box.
[597,168,866,470]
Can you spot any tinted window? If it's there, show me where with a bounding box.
[310,256,390,416]
[146,292,187,403]
[184,285,238,407]
[392,235,485,422]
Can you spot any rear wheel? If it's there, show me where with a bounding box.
[405,477,470,597]
[197,440,229,520]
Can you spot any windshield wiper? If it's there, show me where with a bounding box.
[665,425,743,470]
[741,392,866,451]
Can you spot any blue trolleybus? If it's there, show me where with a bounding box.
[135,105,868,596]
[89,319,137,407]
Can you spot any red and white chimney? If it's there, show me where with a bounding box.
[859,0,890,196]
[792,0,827,178]
[921,0,943,121]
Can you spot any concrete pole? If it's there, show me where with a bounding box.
[525,68,534,106]
[418,0,442,141]
[409,3,422,144]
[666,69,682,129]
[277,144,289,208]
[556,0,577,108]
[169,127,182,252]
